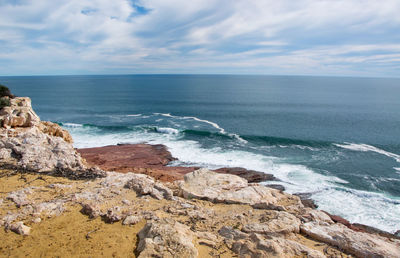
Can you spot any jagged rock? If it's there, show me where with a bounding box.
[125,174,173,200]
[301,208,334,224]
[0,127,85,173]
[103,207,122,223]
[301,222,400,258]
[242,211,301,235]
[218,226,248,240]
[0,97,40,128]
[7,187,36,207]
[38,121,73,143]
[196,231,220,248]
[34,200,65,217]
[180,169,303,211]
[10,221,31,235]
[122,215,142,225]
[0,97,104,178]
[232,233,325,258]
[80,203,101,219]
[137,218,198,258]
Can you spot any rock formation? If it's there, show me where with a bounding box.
[179,168,303,212]
[0,97,104,178]
[0,96,399,257]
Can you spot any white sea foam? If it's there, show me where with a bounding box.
[159,113,248,143]
[312,188,400,233]
[66,125,400,233]
[156,127,179,135]
[334,142,400,163]
[62,123,83,128]
[126,114,142,117]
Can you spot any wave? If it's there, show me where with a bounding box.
[156,127,179,135]
[59,122,83,128]
[334,143,400,163]
[61,121,400,233]
[153,113,248,143]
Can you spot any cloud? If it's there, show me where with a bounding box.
[0,0,399,76]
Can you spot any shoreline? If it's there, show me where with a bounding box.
[77,143,399,239]
[0,96,399,257]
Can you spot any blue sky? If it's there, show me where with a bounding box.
[0,0,400,77]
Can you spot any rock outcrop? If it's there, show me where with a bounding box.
[179,168,303,212]
[137,219,198,258]
[1,96,399,257]
[0,97,40,128]
[301,222,400,258]
[78,144,279,184]
[0,97,104,178]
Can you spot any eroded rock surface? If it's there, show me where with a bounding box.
[0,97,104,178]
[0,97,40,128]
[137,218,198,258]
[179,168,303,212]
[301,222,400,258]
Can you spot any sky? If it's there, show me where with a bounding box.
[0,0,400,77]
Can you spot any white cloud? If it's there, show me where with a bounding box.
[0,0,399,76]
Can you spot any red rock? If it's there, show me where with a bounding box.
[77,144,278,184]
[214,167,276,183]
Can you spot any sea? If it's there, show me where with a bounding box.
[1,74,399,233]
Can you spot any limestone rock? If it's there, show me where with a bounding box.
[125,174,173,200]
[0,97,40,128]
[123,215,142,225]
[0,127,85,172]
[232,233,325,258]
[243,211,301,235]
[80,203,101,219]
[301,208,334,224]
[38,121,73,143]
[137,218,198,258]
[301,222,400,258]
[10,221,31,235]
[180,169,303,210]
[218,226,248,240]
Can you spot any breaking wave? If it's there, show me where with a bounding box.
[334,143,400,163]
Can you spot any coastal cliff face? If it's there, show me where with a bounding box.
[0,97,104,178]
[0,96,399,257]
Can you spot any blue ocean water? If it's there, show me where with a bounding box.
[1,74,399,232]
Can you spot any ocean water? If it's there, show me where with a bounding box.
[1,74,399,233]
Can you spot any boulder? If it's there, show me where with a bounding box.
[123,215,142,225]
[10,221,31,235]
[125,174,173,200]
[301,222,400,258]
[243,211,301,235]
[137,218,198,258]
[0,97,40,128]
[179,169,303,210]
[231,233,325,258]
[38,121,73,143]
[0,126,85,173]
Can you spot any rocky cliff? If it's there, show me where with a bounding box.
[0,96,399,257]
[0,97,104,178]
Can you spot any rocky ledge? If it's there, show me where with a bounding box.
[78,144,276,183]
[0,96,399,257]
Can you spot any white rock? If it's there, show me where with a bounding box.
[180,169,302,210]
[10,221,31,235]
[301,222,400,258]
[137,218,198,258]
[122,215,142,225]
